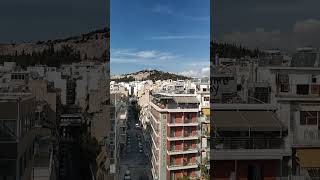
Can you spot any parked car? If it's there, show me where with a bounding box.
[124,170,131,180]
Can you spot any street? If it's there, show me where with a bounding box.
[119,103,152,180]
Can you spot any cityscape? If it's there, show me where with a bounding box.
[3,0,320,180]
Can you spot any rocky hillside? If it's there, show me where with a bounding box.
[111,69,191,82]
[0,28,110,63]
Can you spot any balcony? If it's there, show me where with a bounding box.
[292,129,320,147]
[167,131,199,141]
[168,118,199,127]
[167,161,198,171]
[212,137,290,160]
[214,137,284,149]
[167,145,199,155]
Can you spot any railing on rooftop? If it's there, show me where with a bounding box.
[213,137,284,150]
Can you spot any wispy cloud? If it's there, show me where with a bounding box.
[149,35,209,40]
[152,4,208,22]
[178,61,210,78]
[111,49,209,77]
[152,4,174,15]
[111,48,178,64]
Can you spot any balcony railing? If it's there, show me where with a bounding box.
[169,145,199,154]
[213,137,284,150]
[151,98,198,109]
[293,129,320,146]
[168,160,198,171]
[168,118,199,126]
[168,131,199,140]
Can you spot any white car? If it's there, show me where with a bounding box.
[135,123,140,128]
[139,149,143,153]
[124,170,131,180]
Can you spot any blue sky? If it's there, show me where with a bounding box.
[111,0,210,77]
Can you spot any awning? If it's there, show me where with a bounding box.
[213,110,284,131]
[297,149,320,168]
[173,96,199,104]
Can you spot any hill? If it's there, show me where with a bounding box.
[211,41,265,59]
[0,27,110,67]
[111,70,191,82]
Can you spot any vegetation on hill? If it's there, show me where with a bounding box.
[147,70,190,82]
[0,45,82,68]
[211,41,265,59]
[111,70,191,82]
[112,76,135,83]
[35,27,110,45]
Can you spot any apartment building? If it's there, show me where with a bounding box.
[212,104,290,179]
[149,93,201,180]
[268,66,320,177]
[196,83,210,174]
[0,93,37,180]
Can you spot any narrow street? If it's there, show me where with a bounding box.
[119,103,152,180]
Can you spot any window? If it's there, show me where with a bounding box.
[237,84,242,91]
[312,76,317,83]
[170,128,175,137]
[311,85,320,94]
[171,141,176,151]
[171,113,176,123]
[185,127,192,137]
[187,170,192,177]
[278,74,290,92]
[300,111,318,125]
[170,157,175,166]
[204,97,210,101]
[170,172,175,180]
[280,84,289,92]
[297,85,309,95]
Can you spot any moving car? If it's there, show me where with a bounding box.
[135,123,140,129]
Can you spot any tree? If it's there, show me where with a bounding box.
[200,163,210,180]
[177,176,191,180]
